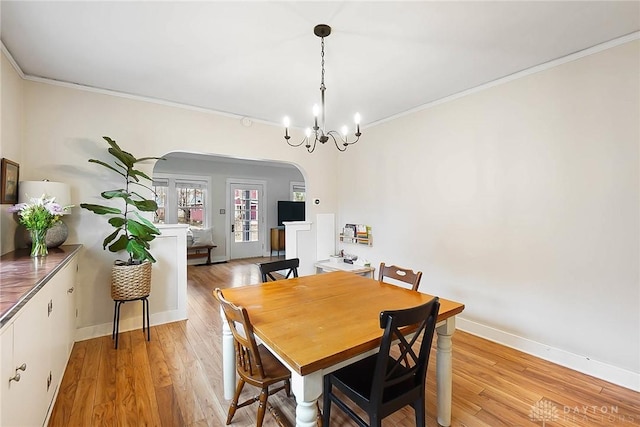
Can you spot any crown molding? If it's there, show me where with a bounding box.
[368,31,640,129]
[3,31,639,130]
[1,41,26,79]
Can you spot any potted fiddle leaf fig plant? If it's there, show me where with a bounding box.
[81,136,164,301]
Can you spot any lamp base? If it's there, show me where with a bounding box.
[23,220,69,248]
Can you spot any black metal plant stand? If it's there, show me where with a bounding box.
[112,296,150,349]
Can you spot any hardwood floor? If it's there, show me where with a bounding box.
[49,258,640,426]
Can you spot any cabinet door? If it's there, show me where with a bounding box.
[50,257,77,396]
[2,287,51,427]
[0,325,14,424]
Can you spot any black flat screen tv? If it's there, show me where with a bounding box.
[277,201,305,226]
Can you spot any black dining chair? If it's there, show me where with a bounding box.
[259,258,299,283]
[322,297,440,427]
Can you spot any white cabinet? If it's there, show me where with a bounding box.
[0,250,78,427]
[0,325,14,424]
[1,285,51,427]
[50,257,77,399]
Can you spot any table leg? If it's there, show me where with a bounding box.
[220,309,236,400]
[436,317,456,427]
[291,371,323,427]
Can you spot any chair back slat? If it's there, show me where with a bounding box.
[378,262,423,291]
[259,258,300,283]
[370,297,440,404]
[214,288,267,379]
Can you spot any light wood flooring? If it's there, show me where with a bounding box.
[49,258,640,426]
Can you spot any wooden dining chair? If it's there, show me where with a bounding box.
[259,258,299,283]
[214,288,292,427]
[322,297,440,427]
[378,262,423,291]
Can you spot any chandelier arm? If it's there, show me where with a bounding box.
[326,130,361,148]
[326,132,348,152]
[345,133,361,146]
[306,133,320,153]
[285,135,310,148]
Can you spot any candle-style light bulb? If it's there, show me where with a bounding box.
[305,128,312,137]
[283,116,290,138]
[312,104,319,130]
[341,125,348,136]
[354,112,361,135]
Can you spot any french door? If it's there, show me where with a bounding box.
[227,180,266,259]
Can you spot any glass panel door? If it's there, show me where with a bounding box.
[229,182,264,259]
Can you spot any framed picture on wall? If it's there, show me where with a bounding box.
[1,158,19,204]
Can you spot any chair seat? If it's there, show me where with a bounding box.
[330,355,418,405]
[237,343,291,387]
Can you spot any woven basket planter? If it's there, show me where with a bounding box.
[111,260,152,301]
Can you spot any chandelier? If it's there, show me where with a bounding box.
[283,24,361,153]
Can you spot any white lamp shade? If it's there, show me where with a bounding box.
[19,181,72,213]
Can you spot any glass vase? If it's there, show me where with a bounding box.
[30,228,48,257]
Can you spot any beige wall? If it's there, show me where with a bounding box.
[0,51,24,254]
[337,40,639,387]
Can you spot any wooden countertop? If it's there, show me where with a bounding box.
[0,244,82,328]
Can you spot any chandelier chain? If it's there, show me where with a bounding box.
[320,37,326,91]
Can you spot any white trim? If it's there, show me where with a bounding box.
[284,221,313,261]
[75,308,186,342]
[1,42,25,79]
[23,74,279,126]
[368,31,640,129]
[457,317,640,392]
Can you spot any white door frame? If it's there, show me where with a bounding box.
[225,178,268,260]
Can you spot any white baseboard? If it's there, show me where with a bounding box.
[187,256,228,266]
[456,318,640,392]
[74,309,187,342]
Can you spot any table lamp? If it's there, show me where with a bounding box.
[19,180,72,248]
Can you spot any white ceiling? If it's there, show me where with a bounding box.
[2,1,639,132]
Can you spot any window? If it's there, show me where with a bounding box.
[291,181,306,201]
[152,174,209,229]
[176,180,205,228]
[153,178,168,224]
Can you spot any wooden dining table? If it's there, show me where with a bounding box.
[219,270,465,427]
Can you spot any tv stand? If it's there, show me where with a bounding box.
[270,227,285,258]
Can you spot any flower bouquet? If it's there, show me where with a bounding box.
[10,195,72,257]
